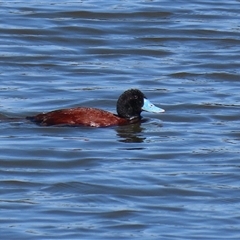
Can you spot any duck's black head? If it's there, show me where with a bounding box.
[116,89,164,119]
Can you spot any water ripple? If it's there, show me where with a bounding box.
[1,0,240,239]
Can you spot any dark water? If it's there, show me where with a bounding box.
[1,0,240,239]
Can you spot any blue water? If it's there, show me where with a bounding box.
[1,0,240,239]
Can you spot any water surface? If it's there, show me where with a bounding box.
[0,0,240,239]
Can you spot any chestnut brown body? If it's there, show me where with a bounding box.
[28,107,130,127]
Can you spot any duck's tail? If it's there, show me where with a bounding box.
[26,116,35,122]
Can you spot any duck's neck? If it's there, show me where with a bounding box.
[128,115,142,124]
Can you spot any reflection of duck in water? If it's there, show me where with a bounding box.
[27,89,165,127]
[116,122,146,143]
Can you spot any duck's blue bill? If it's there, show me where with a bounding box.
[142,98,165,113]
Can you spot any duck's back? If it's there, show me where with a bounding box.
[27,107,129,127]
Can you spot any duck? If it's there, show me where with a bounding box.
[26,89,165,127]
